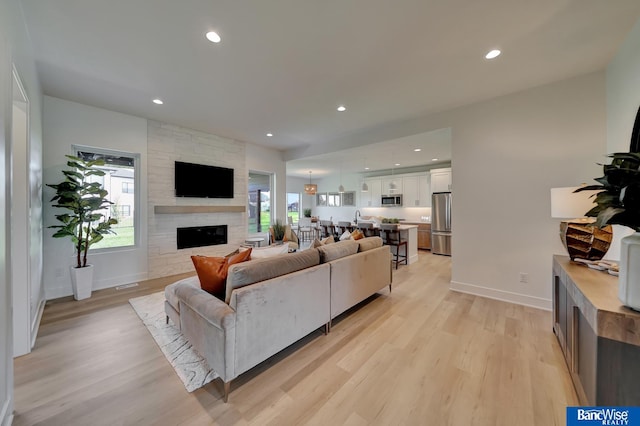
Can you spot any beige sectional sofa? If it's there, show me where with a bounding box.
[164,236,392,402]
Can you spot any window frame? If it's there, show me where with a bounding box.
[73,145,140,252]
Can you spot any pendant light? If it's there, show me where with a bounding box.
[338,162,345,193]
[361,159,369,192]
[389,161,397,193]
[304,171,317,195]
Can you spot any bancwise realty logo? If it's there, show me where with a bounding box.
[567,407,640,425]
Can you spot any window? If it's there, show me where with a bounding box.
[122,181,134,194]
[287,192,300,224]
[328,192,341,207]
[113,205,131,217]
[76,149,137,249]
[248,171,272,233]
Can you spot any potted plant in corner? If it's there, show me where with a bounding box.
[576,105,640,310]
[47,155,118,300]
[271,219,286,244]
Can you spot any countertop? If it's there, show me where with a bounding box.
[397,224,418,230]
[554,255,640,346]
[400,221,431,225]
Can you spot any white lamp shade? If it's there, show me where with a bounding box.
[361,182,369,192]
[550,186,600,219]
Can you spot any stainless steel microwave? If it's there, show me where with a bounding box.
[381,195,402,206]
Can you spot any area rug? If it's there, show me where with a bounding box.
[129,292,218,392]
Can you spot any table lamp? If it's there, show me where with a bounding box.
[550,186,613,260]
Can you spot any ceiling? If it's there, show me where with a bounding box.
[20,0,640,175]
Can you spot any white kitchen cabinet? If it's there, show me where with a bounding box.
[430,168,452,192]
[362,178,382,207]
[403,175,431,207]
[418,175,431,207]
[402,176,420,207]
[381,177,402,196]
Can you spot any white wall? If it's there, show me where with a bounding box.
[448,72,606,309]
[0,24,12,425]
[43,96,148,298]
[1,0,45,421]
[246,143,286,224]
[607,18,640,154]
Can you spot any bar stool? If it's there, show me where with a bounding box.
[356,222,377,237]
[337,221,352,235]
[319,220,334,238]
[379,223,407,269]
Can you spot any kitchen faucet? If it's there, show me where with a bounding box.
[354,210,361,224]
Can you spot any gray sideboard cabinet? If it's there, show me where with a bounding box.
[552,255,640,405]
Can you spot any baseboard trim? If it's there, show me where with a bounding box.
[30,297,46,349]
[1,398,12,426]
[450,280,551,311]
[45,272,149,300]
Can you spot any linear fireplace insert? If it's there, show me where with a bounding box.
[176,225,228,249]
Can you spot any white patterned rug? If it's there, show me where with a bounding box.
[129,292,218,392]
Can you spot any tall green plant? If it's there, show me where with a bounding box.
[47,155,118,268]
[272,219,286,241]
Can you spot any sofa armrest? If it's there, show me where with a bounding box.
[174,282,235,331]
[174,282,237,382]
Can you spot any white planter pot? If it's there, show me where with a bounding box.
[70,264,94,300]
[619,232,640,311]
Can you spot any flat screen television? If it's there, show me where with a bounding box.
[175,161,234,198]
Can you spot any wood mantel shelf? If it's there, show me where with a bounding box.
[154,205,246,214]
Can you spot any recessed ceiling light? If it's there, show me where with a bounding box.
[485,49,501,59]
[206,31,221,43]
[364,167,370,170]
[152,99,163,105]
[337,105,346,112]
[414,148,422,152]
[432,158,439,161]
[266,133,273,137]
[395,163,400,166]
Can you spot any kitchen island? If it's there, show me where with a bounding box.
[400,221,431,250]
[396,224,419,265]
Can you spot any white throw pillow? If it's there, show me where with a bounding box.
[339,230,352,241]
[250,242,290,259]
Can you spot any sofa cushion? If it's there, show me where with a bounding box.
[317,239,359,263]
[225,249,320,303]
[246,243,289,259]
[321,236,335,245]
[164,275,200,310]
[357,236,383,252]
[192,249,252,297]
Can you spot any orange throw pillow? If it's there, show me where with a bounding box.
[351,229,365,240]
[191,249,252,297]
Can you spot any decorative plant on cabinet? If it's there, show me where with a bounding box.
[47,155,117,300]
[576,105,640,310]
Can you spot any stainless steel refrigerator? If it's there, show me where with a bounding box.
[431,192,452,256]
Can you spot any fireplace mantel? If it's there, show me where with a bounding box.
[154,205,246,214]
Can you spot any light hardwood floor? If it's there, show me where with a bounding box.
[13,252,577,425]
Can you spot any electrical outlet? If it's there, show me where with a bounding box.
[519,272,529,283]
